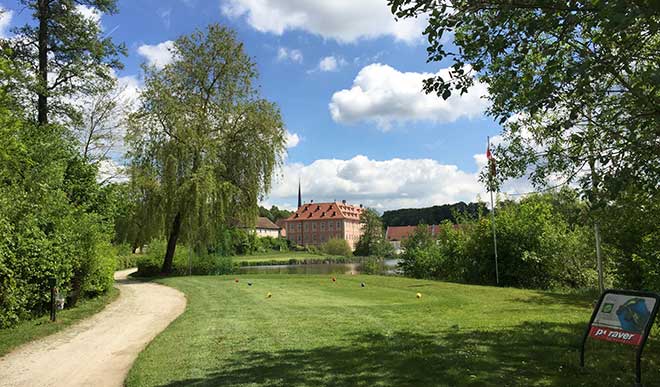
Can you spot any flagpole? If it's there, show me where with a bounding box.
[488,136,500,285]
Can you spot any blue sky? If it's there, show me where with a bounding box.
[0,0,523,210]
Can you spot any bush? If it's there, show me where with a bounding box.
[136,240,234,276]
[322,238,352,257]
[400,194,599,290]
[115,243,139,270]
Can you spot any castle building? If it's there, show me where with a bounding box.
[282,200,364,250]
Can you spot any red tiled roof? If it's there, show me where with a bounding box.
[256,217,280,230]
[386,225,442,241]
[285,202,363,222]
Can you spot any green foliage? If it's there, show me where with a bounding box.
[6,0,126,125]
[401,193,599,290]
[0,58,116,327]
[382,202,487,227]
[354,208,395,258]
[258,205,292,223]
[136,240,233,277]
[389,1,659,198]
[321,238,352,257]
[127,24,286,273]
[114,243,139,270]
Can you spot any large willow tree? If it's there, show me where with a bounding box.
[127,25,286,273]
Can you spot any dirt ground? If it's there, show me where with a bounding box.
[0,269,186,387]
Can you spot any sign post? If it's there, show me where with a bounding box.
[581,290,660,386]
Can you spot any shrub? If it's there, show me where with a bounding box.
[136,240,233,276]
[400,195,600,290]
[322,238,352,257]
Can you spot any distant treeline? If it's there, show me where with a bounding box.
[382,202,488,227]
[259,205,293,223]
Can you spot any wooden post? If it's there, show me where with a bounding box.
[49,277,56,322]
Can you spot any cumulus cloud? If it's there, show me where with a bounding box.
[317,56,346,72]
[264,155,500,211]
[137,40,175,69]
[329,63,489,130]
[98,159,128,184]
[285,131,300,148]
[263,152,536,211]
[75,4,102,26]
[277,47,303,63]
[221,0,426,44]
[0,7,13,38]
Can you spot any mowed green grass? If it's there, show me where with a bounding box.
[126,276,660,387]
[0,287,119,356]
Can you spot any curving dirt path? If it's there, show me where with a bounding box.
[0,269,186,387]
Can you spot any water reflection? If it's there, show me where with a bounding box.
[238,259,401,275]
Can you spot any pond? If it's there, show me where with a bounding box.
[237,259,401,275]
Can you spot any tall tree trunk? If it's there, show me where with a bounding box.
[37,0,49,125]
[162,212,182,274]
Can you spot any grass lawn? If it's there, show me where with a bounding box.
[126,275,660,387]
[234,251,349,265]
[0,287,119,357]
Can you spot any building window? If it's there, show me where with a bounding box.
[297,235,301,242]
[337,221,341,229]
[305,223,309,231]
[321,222,325,231]
[312,222,316,230]
[312,234,316,242]
[298,223,302,231]
[328,221,333,230]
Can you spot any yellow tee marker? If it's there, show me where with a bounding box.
[416,292,422,299]
[267,292,272,298]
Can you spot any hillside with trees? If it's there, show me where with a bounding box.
[381,202,487,227]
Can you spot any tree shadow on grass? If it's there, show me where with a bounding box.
[511,290,598,309]
[157,320,660,387]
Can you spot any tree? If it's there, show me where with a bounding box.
[389,1,659,199]
[354,208,394,257]
[127,25,286,273]
[4,0,125,125]
[76,79,131,167]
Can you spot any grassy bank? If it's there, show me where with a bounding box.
[126,275,659,386]
[234,251,354,266]
[0,287,119,357]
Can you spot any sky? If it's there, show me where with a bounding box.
[0,0,533,211]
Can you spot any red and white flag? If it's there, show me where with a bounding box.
[486,144,496,177]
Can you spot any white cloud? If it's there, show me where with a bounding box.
[277,47,303,63]
[75,4,102,27]
[329,63,489,130]
[263,154,535,211]
[318,56,346,72]
[159,8,172,29]
[137,41,175,69]
[285,130,300,148]
[0,7,14,38]
[98,159,128,184]
[221,0,426,44]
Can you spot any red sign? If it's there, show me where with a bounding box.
[588,326,642,346]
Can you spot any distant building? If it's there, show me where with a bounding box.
[254,217,281,238]
[275,219,287,238]
[282,200,364,249]
[386,225,442,254]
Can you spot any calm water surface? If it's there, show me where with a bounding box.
[238,259,401,275]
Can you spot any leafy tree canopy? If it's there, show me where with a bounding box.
[127,24,286,273]
[389,1,659,199]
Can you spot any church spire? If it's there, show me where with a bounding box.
[297,178,302,209]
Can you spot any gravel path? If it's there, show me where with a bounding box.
[0,269,186,387]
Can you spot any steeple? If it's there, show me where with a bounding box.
[297,178,302,209]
